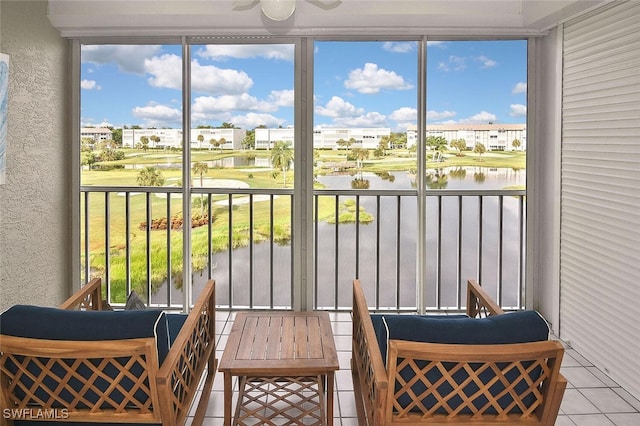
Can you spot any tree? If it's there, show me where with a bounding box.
[192,162,209,188]
[137,166,165,186]
[351,148,369,169]
[512,138,521,151]
[139,136,149,152]
[209,138,217,151]
[192,162,209,214]
[336,138,349,150]
[450,138,467,156]
[81,151,97,170]
[150,135,160,149]
[218,137,226,151]
[111,128,123,146]
[473,142,486,159]
[270,141,293,187]
[81,137,94,152]
[197,134,204,149]
[426,136,448,153]
[378,137,390,156]
[242,130,255,150]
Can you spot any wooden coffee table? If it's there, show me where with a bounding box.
[219,311,339,426]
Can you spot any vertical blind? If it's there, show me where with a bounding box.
[561,0,640,400]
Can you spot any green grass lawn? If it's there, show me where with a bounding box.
[82,147,525,301]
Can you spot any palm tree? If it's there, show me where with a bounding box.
[192,162,209,214]
[197,134,204,150]
[209,138,216,151]
[450,138,467,156]
[150,135,160,149]
[137,166,165,186]
[427,136,448,153]
[512,138,521,151]
[140,136,149,152]
[270,141,293,187]
[351,147,369,169]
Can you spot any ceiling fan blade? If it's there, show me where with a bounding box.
[232,0,260,11]
[306,0,342,11]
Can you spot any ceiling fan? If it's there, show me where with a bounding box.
[233,0,342,21]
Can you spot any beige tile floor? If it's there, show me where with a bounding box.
[188,311,640,426]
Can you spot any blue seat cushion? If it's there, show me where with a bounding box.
[379,311,550,415]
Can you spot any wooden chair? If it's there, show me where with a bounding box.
[351,279,567,425]
[0,278,217,426]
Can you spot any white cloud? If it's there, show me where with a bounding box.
[382,42,416,53]
[144,55,254,96]
[315,96,364,118]
[460,111,497,124]
[81,45,162,74]
[389,107,417,122]
[230,112,287,129]
[477,55,497,68]
[510,104,527,117]
[192,93,278,116]
[333,111,387,128]
[344,63,413,94]
[81,80,100,90]
[81,119,113,128]
[197,44,294,62]
[427,41,446,48]
[427,110,457,121]
[143,54,182,90]
[131,103,182,127]
[190,60,254,95]
[268,89,294,107]
[512,82,527,94]
[438,56,466,72]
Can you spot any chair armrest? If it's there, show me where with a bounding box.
[466,279,504,317]
[156,279,217,426]
[59,277,103,311]
[352,279,388,425]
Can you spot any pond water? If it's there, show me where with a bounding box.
[151,166,526,310]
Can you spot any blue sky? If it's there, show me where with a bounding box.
[81,39,527,132]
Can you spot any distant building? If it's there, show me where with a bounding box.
[121,128,246,150]
[81,127,113,142]
[406,123,526,151]
[191,128,246,150]
[255,127,391,150]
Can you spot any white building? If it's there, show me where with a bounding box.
[122,128,246,150]
[81,127,113,143]
[191,128,246,150]
[406,124,526,151]
[255,127,391,150]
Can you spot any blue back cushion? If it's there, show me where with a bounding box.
[0,305,170,363]
[372,314,468,364]
[378,311,550,415]
[0,305,171,411]
[166,313,189,346]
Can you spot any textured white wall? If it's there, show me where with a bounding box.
[0,1,71,310]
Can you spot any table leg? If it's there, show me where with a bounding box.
[326,371,335,426]
[223,372,232,426]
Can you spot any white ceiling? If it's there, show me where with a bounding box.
[48,0,609,37]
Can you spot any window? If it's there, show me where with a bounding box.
[77,37,527,311]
